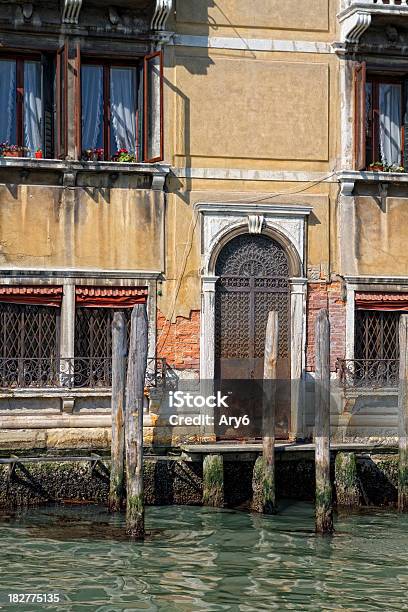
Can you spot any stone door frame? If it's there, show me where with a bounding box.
[195,202,311,440]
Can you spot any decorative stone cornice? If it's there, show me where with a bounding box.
[338,1,408,45]
[338,7,371,44]
[62,0,83,24]
[151,0,172,31]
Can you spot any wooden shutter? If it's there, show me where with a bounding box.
[137,67,144,162]
[354,62,367,171]
[41,53,54,159]
[404,78,408,171]
[56,44,68,159]
[143,50,163,162]
[74,42,82,159]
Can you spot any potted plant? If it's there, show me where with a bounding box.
[35,148,43,159]
[113,148,136,163]
[388,164,405,173]
[369,161,384,172]
[82,148,104,162]
[0,143,27,157]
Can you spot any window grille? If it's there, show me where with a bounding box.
[355,310,399,361]
[0,303,59,386]
[74,307,131,387]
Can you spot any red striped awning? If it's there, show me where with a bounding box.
[75,286,148,308]
[355,292,408,311]
[0,285,63,307]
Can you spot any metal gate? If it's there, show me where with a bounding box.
[214,234,291,438]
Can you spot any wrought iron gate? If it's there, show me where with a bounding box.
[214,234,291,438]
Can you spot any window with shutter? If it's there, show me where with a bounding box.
[0,54,50,159]
[56,44,68,160]
[354,62,366,171]
[79,49,163,163]
[144,51,163,163]
[355,66,408,170]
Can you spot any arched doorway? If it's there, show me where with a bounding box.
[214,233,291,438]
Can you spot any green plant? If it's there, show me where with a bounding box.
[114,148,136,163]
[368,161,406,173]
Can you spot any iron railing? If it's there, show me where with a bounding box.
[0,357,167,390]
[337,358,399,390]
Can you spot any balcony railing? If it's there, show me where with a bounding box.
[337,358,399,390]
[0,357,167,390]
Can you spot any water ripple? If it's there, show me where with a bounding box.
[0,504,408,610]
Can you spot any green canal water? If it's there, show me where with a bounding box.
[0,502,407,611]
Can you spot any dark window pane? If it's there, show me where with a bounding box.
[0,60,16,145]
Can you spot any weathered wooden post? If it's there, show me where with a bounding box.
[109,311,127,512]
[398,314,408,512]
[252,311,278,514]
[314,308,333,534]
[125,304,148,539]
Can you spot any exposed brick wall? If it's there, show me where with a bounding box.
[157,310,200,371]
[306,281,346,372]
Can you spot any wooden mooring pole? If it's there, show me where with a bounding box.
[109,311,127,512]
[252,311,278,514]
[314,309,333,534]
[398,314,408,512]
[125,304,148,539]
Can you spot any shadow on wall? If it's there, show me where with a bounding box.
[166,1,216,203]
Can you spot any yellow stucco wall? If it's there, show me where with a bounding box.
[0,185,164,271]
[2,0,397,319]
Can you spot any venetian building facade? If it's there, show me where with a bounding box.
[0,0,405,449]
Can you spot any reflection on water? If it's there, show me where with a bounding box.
[0,502,408,611]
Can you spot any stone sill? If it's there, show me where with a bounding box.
[338,170,408,184]
[339,3,408,20]
[0,388,111,399]
[0,158,171,190]
[342,388,397,398]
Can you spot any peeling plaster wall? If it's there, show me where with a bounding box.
[0,185,164,272]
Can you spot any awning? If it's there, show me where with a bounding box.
[355,292,408,311]
[0,285,63,307]
[75,286,148,308]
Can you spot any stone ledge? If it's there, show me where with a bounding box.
[0,158,171,190]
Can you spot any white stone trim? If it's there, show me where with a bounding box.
[198,203,309,439]
[337,8,371,44]
[173,34,333,54]
[345,284,355,361]
[345,276,408,286]
[0,269,162,281]
[339,170,408,184]
[175,167,337,183]
[62,0,82,24]
[290,277,308,439]
[196,202,311,277]
[151,0,173,31]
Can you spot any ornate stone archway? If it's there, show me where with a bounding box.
[195,202,311,439]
